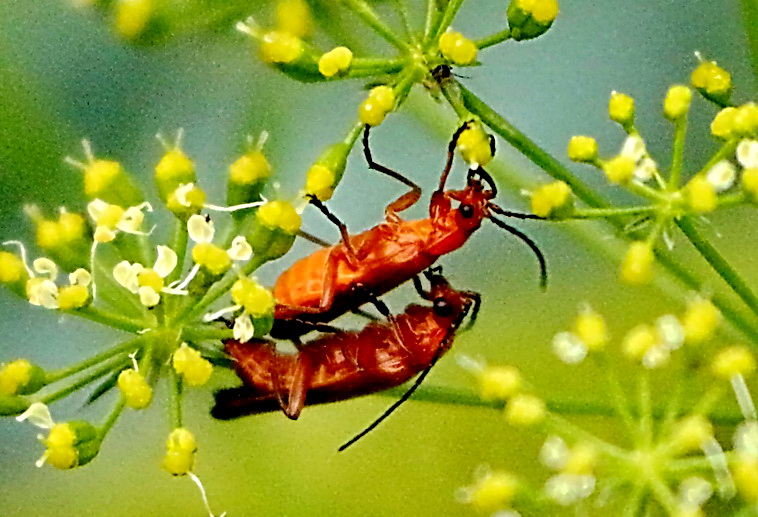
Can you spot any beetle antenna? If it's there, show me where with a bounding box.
[489,202,545,220]
[461,292,481,331]
[338,365,434,452]
[489,217,548,290]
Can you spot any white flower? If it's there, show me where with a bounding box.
[736,139,758,169]
[188,214,215,243]
[552,332,587,364]
[227,236,253,261]
[233,313,255,343]
[706,160,736,192]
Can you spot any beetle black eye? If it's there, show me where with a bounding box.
[433,297,453,317]
[459,204,474,218]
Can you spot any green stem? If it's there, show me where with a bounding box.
[667,115,687,191]
[166,218,189,284]
[39,356,126,405]
[44,335,147,384]
[571,206,656,219]
[424,0,438,40]
[622,482,646,517]
[676,216,758,317]
[475,29,512,50]
[347,57,406,77]
[390,0,414,42]
[455,82,611,209]
[342,0,409,52]
[73,305,147,333]
[181,325,235,341]
[99,397,126,439]
[376,384,746,425]
[426,0,466,48]
[739,0,758,84]
[717,191,747,209]
[638,369,652,447]
[647,473,681,515]
[545,412,629,461]
[169,367,182,428]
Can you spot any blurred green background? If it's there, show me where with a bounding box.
[0,0,755,515]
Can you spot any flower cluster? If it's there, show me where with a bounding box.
[529,55,757,286]
[0,128,305,514]
[460,298,758,515]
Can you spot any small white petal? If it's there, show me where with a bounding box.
[736,139,758,169]
[117,205,146,233]
[28,279,59,309]
[734,420,758,457]
[174,183,196,208]
[656,314,684,350]
[16,402,55,429]
[678,476,713,508]
[539,435,569,471]
[227,236,253,261]
[94,226,116,243]
[113,261,144,293]
[552,332,587,364]
[642,345,670,369]
[633,157,658,181]
[621,135,646,162]
[706,160,737,192]
[86,199,109,222]
[154,245,178,278]
[233,313,255,343]
[33,258,58,280]
[545,474,595,505]
[138,286,161,307]
[69,268,92,287]
[188,214,215,243]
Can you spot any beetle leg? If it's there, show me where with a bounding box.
[362,126,421,224]
[367,295,412,357]
[437,121,471,192]
[284,352,313,420]
[306,195,359,260]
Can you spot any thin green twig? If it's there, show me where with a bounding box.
[475,29,512,50]
[342,0,409,52]
[44,335,147,384]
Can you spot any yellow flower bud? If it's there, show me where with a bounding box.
[691,59,731,104]
[173,343,213,387]
[276,0,311,38]
[664,85,693,121]
[712,346,756,379]
[575,307,608,351]
[670,415,712,453]
[621,241,654,284]
[621,324,656,361]
[439,31,478,65]
[232,277,275,317]
[163,427,197,476]
[734,457,758,503]
[57,284,90,310]
[318,46,353,77]
[359,86,396,127]
[682,298,720,344]
[603,155,635,184]
[467,471,518,513]
[735,102,758,136]
[137,268,164,293]
[43,421,100,469]
[229,151,271,185]
[609,91,635,127]
[305,164,336,201]
[84,160,123,199]
[192,243,232,276]
[478,365,522,401]
[256,200,301,234]
[504,393,546,427]
[155,147,196,202]
[507,0,559,40]
[711,107,738,140]
[743,168,758,200]
[260,31,304,64]
[0,359,45,396]
[685,176,717,213]
[567,136,598,163]
[114,0,154,40]
[563,443,597,475]
[457,122,494,167]
[530,181,572,218]
[117,368,153,409]
[0,251,27,285]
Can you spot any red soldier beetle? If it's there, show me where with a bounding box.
[212,269,479,449]
[270,122,544,339]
